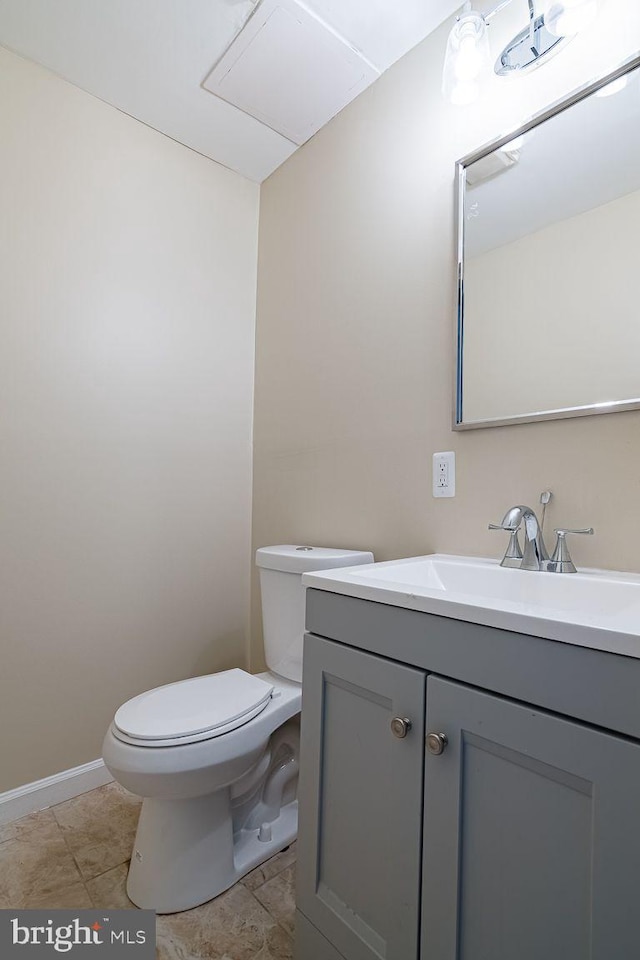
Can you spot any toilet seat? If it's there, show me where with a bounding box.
[112,669,274,748]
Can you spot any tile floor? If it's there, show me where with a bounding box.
[0,782,296,958]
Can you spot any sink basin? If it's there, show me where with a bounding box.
[302,554,640,658]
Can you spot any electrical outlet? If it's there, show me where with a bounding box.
[433,451,455,498]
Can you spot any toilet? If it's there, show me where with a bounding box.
[102,544,373,913]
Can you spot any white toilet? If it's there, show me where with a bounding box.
[102,544,373,913]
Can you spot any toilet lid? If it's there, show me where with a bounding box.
[113,669,273,742]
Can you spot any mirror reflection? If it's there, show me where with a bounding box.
[457,59,640,427]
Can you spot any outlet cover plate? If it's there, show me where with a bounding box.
[433,451,455,498]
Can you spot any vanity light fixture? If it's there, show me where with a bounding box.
[442,0,599,105]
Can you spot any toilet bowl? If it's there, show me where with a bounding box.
[102,544,373,913]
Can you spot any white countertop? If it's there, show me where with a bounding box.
[302,554,640,660]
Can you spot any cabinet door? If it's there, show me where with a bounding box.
[422,676,640,960]
[297,634,426,960]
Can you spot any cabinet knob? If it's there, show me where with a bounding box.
[426,732,448,755]
[390,717,412,739]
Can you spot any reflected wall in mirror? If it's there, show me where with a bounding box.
[455,54,640,429]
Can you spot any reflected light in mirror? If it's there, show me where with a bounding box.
[595,75,629,97]
[501,134,526,152]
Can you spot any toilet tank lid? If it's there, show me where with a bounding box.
[256,545,374,574]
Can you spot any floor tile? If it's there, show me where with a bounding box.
[0,809,85,908]
[1,808,54,841]
[242,843,297,893]
[156,883,293,960]
[253,865,296,937]
[2,783,298,956]
[86,862,137,910]
[53,782,142,880]
[19,882,94,910]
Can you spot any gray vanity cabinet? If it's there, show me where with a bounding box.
[296,590,640,960]
[296,634,426,960]
[422,676,640,959]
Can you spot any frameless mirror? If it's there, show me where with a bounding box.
[455,54,640,429]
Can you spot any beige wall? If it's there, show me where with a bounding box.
[0,48,259,792]
[252,0,640,668]
[464,188,640,420]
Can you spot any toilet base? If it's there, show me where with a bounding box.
[126,792,298,913]
[233,799,297,881]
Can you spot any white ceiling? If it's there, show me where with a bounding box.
[203,0,381,146]
[0,0,460,183]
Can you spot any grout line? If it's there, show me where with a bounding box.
[52,805,86,878]
[86,860,131,884]
[51,783,140,884]
[244,886,275,917]
[86,885,98,909]
[278,920,295,941]
[247,884,296,943]
[51,798,116,888]
[57,826,88,887]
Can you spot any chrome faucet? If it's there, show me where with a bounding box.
[490,500,594,573]
[489,505,549,571]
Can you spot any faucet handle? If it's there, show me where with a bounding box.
[554,527,594,538]
[488,522,523,568]
[548,527,594,574]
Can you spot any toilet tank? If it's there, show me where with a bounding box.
[255,545,374,682]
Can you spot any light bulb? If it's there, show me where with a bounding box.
[455,35,484,81]
[542,0,598,37]
[442,10,489,105]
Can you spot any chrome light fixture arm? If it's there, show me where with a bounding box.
[482,0,518,22]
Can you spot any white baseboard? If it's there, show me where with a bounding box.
[0,759,114,826]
